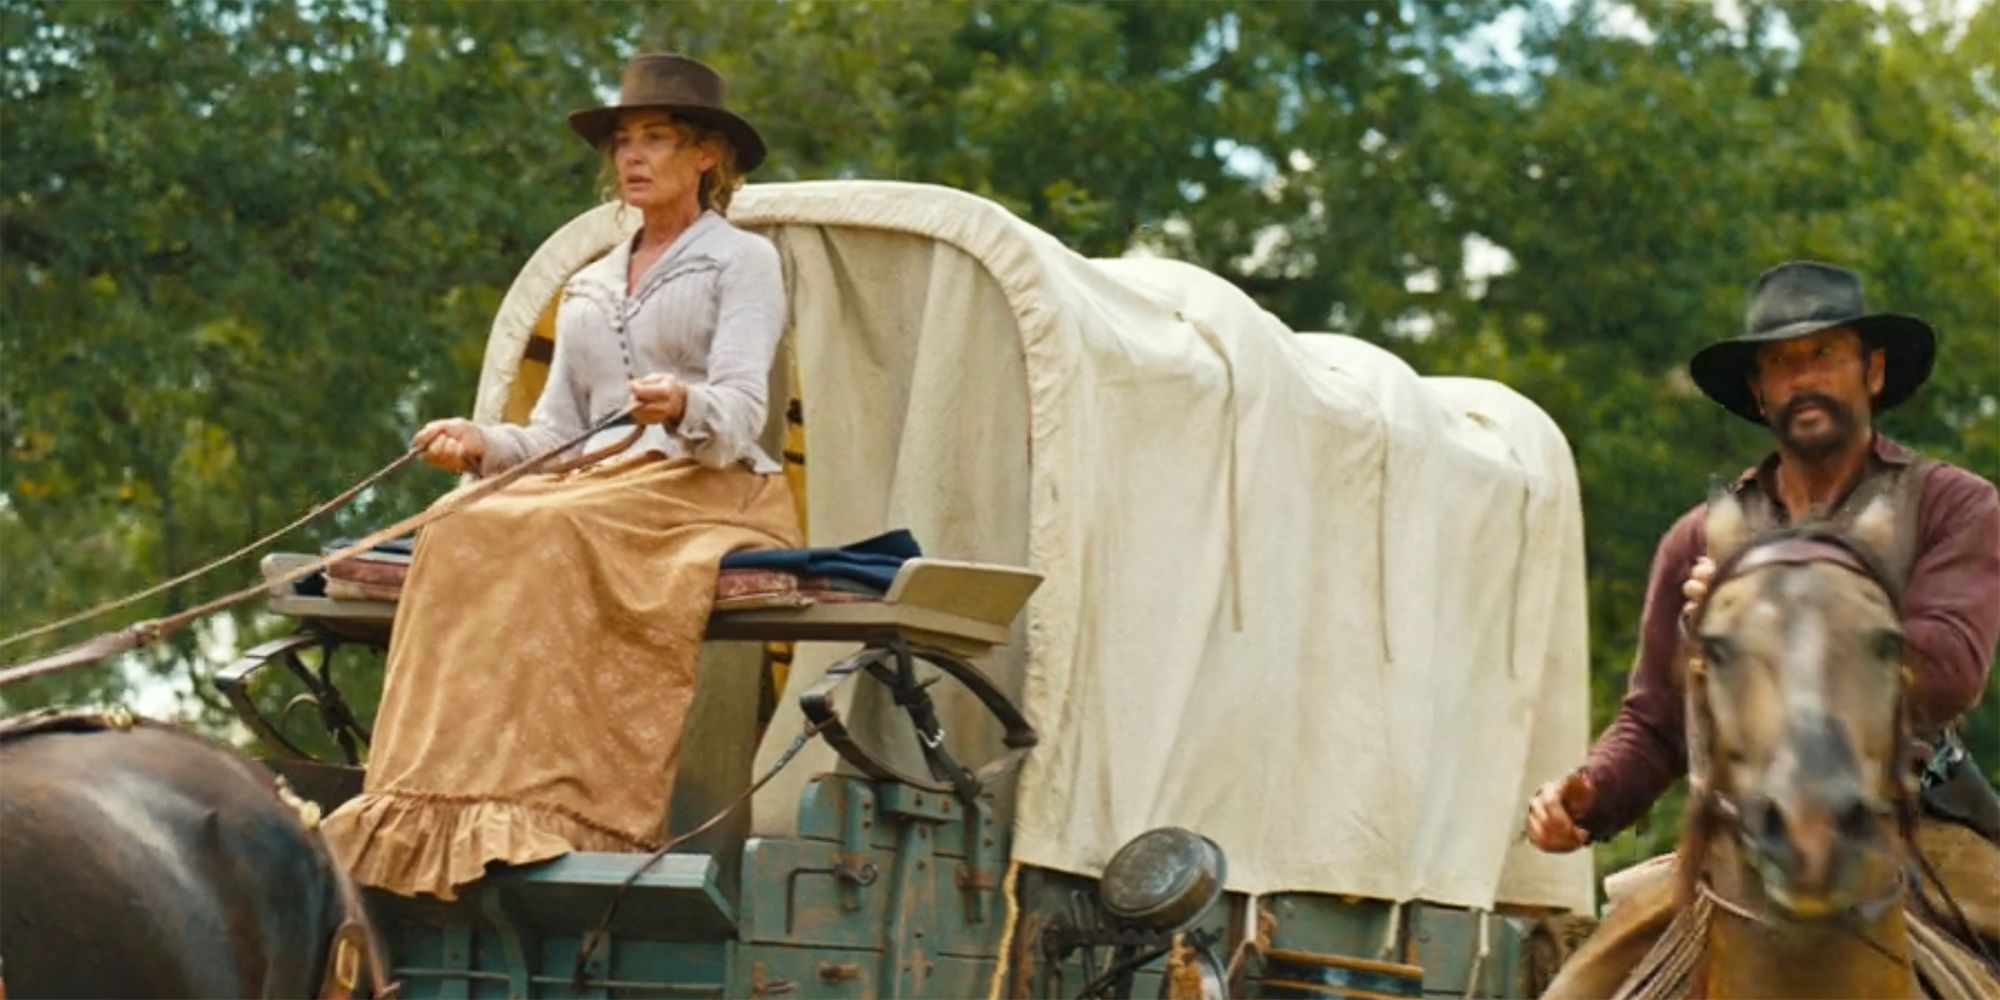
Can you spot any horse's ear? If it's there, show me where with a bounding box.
[1849,495,1897,565]
[1707,487,1750,565]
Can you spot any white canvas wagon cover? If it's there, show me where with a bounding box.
[472,181,1593,914]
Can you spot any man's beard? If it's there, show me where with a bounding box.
[1771,391,1858,458]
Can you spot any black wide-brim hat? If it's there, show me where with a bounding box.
[1690,260,1936,424]
[568,53,766,172]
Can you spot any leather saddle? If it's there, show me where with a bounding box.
[1919,733,2000,845]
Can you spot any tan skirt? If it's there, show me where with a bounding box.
[321,456,800,899]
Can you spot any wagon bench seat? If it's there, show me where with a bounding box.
[223,552,1040,773]
[251,552,1038,657]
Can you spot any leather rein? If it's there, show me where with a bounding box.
[0,410,641,691]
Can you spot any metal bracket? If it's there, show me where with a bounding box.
[957,799,1002,925]
[798,637,1036,803]
[748,961,798,998]
[817,961,861,984]
[216,630,371,763]
[478,885,538,1000]
[784,854,880,935]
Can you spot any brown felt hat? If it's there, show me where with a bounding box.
[1690,261,1936,424]
[567,53,766,172]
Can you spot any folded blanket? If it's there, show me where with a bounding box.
[717,529,922,593]
[305,532,921,605]
[297,537,417,598]
[299,532,920,607]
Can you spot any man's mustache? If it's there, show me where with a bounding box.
[1778,392,1850,426]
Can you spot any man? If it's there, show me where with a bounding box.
[1528,261,2000,992]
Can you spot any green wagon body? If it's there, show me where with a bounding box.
[262,764,1556,998]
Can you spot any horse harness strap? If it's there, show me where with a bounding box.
[316,838,398,999]
[0,706,145,743]
[1700,794,1910,926]
[1721,454,1933,593]
[317,919,387,999]
[1717,536,1887,591]
[0,926,391,1000]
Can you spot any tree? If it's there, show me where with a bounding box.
[2,0,621,712]
[1346,0,2000,866]
[3,0,1991,881]
[2,0,1509,714]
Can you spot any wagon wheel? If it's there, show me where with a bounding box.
[216,631,372,764]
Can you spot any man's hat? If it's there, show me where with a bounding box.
[568,53,766,172]
[1689,261,1936,424]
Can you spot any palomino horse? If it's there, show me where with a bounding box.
[0,711,388,998]
[1607,495,1998,998]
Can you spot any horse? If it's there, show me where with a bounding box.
[1614,494,2000,998]
[0,710,389,998]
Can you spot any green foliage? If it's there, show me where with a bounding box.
[2,0,620,717]
[2,0,1992,881]
[1412,0,2000,864]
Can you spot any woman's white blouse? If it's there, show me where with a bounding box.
[479,210,786,475]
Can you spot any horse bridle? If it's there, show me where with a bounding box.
[1702,531,1904,614]
[1684,530,1917,939]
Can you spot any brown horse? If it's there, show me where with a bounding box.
[1653,495,1997,998]
[0,711,387,998]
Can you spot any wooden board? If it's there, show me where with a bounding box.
[259,553,1042,656]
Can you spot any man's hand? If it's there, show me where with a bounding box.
[1526,770,1596,853]
[413,418,486,473]
[630,373,688,426]
[1681,555,1717,626]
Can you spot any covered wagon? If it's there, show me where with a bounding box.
[234,180,1593,998]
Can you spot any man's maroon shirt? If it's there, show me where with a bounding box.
[1579,435,2000,838]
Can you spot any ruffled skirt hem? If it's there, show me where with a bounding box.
[322,790,653,900]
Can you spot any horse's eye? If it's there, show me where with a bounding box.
[1870,628,1904,663]
[1701,636,1735,669]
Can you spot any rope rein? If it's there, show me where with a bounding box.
[0,408,637,691]
[1696,879,1911,968]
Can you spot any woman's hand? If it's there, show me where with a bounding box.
[413,418,486,473]
[630,373,688,426]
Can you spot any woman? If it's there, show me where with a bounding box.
[321,54,799,900]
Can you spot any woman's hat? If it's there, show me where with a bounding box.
[567,53,766,172]
[1689,261,1935,424]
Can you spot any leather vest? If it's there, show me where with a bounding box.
[1726,453,1932,598]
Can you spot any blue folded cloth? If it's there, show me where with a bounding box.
[719,529,923,593]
